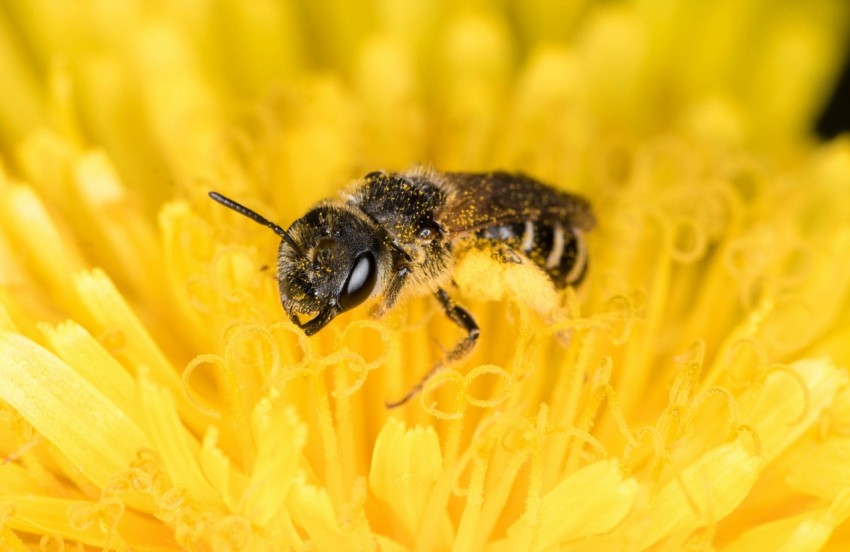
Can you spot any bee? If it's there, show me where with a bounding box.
[209,169,595,406]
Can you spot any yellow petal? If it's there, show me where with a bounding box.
[241,400,306,528]
[638,438,760,548]
[0,331,150,488]
[200,427,247,513]
[285,480,349,551]
[369,418,446,539]
[137,376,221,504]
[506,459,638,548]
[725,514,832,552]
[724,489,850,552]
[0,185,87,301]
[40,320,142,427]
[784,437,850,500]
[4,495,176,551]
[0,11,44,140]
[0,462,48,495]
[743,359,847,463]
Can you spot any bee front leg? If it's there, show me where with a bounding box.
[386,288,480,408]
[370,266,409,319]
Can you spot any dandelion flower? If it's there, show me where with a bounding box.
[1,1,850,551]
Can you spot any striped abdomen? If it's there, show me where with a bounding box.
[475,220,588,287]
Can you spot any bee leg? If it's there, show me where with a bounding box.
[433,288,481,360]
[386,288,479,408]
[369,266,409,319]
[489,243,523,264]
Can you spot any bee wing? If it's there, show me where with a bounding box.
[437,172,595,235]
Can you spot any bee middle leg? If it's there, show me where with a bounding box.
[386,288,479,408]
[433,288,480,362]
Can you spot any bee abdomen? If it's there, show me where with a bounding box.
[475,220,588,287]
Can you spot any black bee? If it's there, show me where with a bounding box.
[209,169,594,406]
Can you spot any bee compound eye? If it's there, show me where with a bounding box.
[339,251,377,311]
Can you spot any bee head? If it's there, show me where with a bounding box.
[278,205,385,335]
[208,192,385,336]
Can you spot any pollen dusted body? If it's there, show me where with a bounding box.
[343,170,456,318]
[210,168,595,405]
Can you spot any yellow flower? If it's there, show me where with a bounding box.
[1,1,850,551]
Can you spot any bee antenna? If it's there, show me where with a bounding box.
[208,192,304,256]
